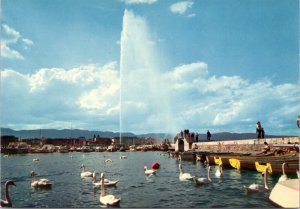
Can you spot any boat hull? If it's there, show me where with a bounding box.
[269,179,299,208]
[255,162,299,175]
[204,153,299,174]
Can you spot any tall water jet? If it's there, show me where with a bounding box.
[120,9,173,140]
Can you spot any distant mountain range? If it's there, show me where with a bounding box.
[0,127,296,142]
[0,128,175,140]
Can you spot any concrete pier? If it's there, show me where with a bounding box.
[191,137,299,153]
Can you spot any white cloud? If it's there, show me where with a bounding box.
[1,63,120,131]
[22,38,34,46]
[1,24,33,60]
[164,62,298,134]
[1,61,299,135]
[122,0,157,4]
[2,24,21,43]
[170,1,194,15]
[187,13,196,18]
[167,61,208,80]
[1,42,24,59]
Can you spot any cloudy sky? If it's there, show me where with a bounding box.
[1,0,299,136]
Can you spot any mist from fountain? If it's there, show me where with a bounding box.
[119,9,174,142]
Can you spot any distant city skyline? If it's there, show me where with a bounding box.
[1,0,299,135]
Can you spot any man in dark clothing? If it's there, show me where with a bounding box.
[207,130,211,141]
[256,121,263,138]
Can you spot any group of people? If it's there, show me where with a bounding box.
[179,129,212,141]
[180,117,296,143]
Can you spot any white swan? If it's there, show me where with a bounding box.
[144,166,156,175]
[104,159,112,164]
[244,168,269,193]
[92,171,119,187]
[1,180,16,207]
[31,171,52,188]
[194,165,212,185]
[278,162,289,182]
[99,173,121,206]
[120,156,127,159]
[100,178,119,186]
[33,158,39,162]
[179,164,195,181]
[80,164,93,178]
[204,155,210,166]
[92,171,102,187]
[215,163,223,178]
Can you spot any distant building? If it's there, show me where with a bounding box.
[87,137,112,146]
[1,135,18,148]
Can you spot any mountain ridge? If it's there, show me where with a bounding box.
[0,127,295,141]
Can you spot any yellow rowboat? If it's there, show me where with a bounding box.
[255,162,272,174]
[214,156,222,165]
[207,153,297,167]
[229,157,299,174]
[229,158,241,170]
[208,153,298,169]
[209,155,238,167]
[255,161,299,174]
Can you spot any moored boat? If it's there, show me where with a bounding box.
[269,178,299,208]
[178,152,196,161]
[205,152,252,167]
[81,146,93,152]
[229,153,298,167]
[255,161,299,175]
[57,146,69,153]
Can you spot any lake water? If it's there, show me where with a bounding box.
[1,151,285,208]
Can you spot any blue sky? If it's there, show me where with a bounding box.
[1,0,299,136]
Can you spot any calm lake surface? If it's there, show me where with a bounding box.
[1,151,285,208]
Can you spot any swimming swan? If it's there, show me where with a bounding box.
[215,163,223,178]
[120,156,127,159]
[278,162,289,182]
[144,166,156,175]
[204,156,210,166]
[179,164,195,181]
[99,173,121,206]
[1,180,16,207]
[244,168,269,193]
[80,164,93,178]
[92,172,102,187]
[92,172,119,187]
[104,159,112,164]
[31,171,52,188]
[194,165,212,185]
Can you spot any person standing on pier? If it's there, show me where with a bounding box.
[207,130,211,141]
[256,121,264,138]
